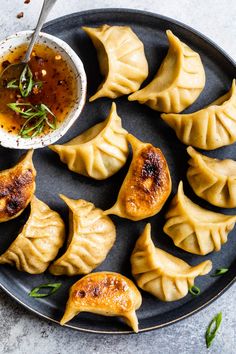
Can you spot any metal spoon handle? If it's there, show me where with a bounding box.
[23,0,57,63]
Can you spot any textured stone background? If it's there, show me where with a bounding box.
[0,1,236,353]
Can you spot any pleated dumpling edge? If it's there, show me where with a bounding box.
[164,181,236,255]
[131,223,212,301]
[187,146,236,208]
[161,79,236,150]
[0,196,65,274]
[49,195,116,276]
[49,102,129,180]
[128,29,205,113]
[83,24,148,101]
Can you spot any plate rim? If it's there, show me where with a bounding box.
[1,7,236,334]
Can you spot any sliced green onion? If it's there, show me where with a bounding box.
[6,65,42,96]
[29,283,62,298]
[8,102,57,138]
[211,268,228,277]
[189,285,200,296]
[19,64,34,97]
[7,79,19,89]
[205,312,222,348]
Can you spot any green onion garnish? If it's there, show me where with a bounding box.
[6,64,42,96]
[189,285,200,296]
[19,64,34,97]
[205,312,222,348]
[211,268,228,277]
[7,102,57,138]
[29,283,62,298]
[7,79,19,89]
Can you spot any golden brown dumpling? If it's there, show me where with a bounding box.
[83,25,148,101]
[50,103,129,180]
[0,149,36,222]
[60,272,142,332]
[164,181,236,255]
[187,146,236,208]
[0,196,65,274]
[129,30,205,113]
[49,195,116,276]
[161,80,236,149]
[131,224,212,301]
[104,134,172,221]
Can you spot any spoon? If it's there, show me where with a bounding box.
[0,0,57,86]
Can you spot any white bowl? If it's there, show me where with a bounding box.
[0,31,87,149]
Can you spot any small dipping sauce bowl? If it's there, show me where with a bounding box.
[0,30,87,149]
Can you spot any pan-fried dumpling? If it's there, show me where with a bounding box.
[128,30,205,113]
[0,149,36,222]
[49,103,129,180]
[49,195,116,276]
[164,181,236,255]
[104,134,172,221]
[187,146,236,208]
[0,196,65,274]
[83,25,148,101]
[60,272,142,332]
[161,80,236,149]
[131,224,212,301]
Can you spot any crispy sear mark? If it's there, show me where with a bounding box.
[141,147,164,187]
[73,275,129,302]
[133,146,169,197]
[0,168,34,217]
[120,145,171,218]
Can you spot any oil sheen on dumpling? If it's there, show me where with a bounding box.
[161,79,236,149]
[0,149,36,222]
[0,196,65,274]
[164,181,236,255]
[49,103,128,180]
[60,272,142,332]
[129,30,205,113]
[187,146,236,208]
[104,134,172,221]
[49,195,116,276]
[83,25,148,101]
[131,224,212,301]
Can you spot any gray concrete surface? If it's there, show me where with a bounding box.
[0,1,236,353]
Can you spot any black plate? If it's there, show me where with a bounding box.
[0,9,236,334]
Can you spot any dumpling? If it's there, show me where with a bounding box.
[83,25,148,101]
[104,134,172,221]
[49,195,116,276]
[187,146,236,208]
[0,149,36,222]
[163,181,236,255]
[131,224,212,301]
[0,196,65,274]
[49,103,129,180]
[60,272,142,332]
[161,80,236,150]
[129,30,205,113]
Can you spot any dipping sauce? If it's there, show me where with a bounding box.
[0,43,77,137]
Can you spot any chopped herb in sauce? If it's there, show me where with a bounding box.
[0,43,76,137]
[7,64,43,97]
[8,102,57,138]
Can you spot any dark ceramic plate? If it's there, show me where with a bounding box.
[0,9,236,334]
